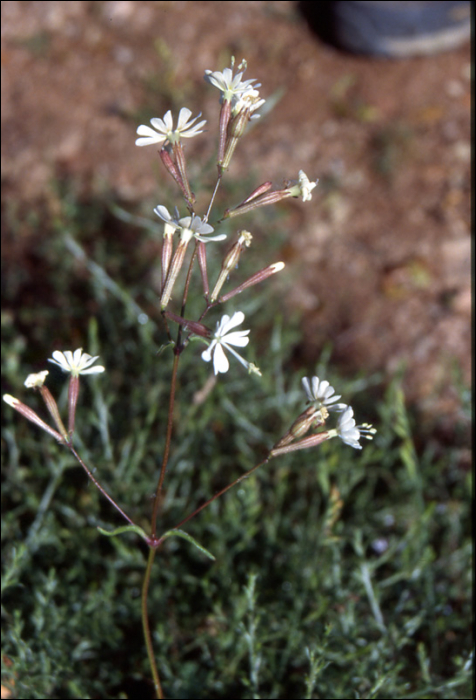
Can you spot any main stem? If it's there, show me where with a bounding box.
[150,350,180,539]
[142,347,181,699]
[141,547,163,699]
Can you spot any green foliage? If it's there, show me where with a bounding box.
[2,175,472,699]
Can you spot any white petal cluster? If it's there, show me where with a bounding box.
[48,349,105,377]
[154,206,226,243]
[336,406,362,449]
[231,87,266,120]
[302,376,347,412]
[201,311,251,374]
[204,65,260,103]
[297,170,318,202]
[136,108,206,147]
[334,407,376,450]
[24,371,49,388]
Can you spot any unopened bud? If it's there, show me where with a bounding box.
[197,240,209,297]
[224,189,290,219]
[210,230,252,302]
[160,239,190,309]
[172,141,195,205]
[24,372,69,441]
[241,181,273,205]
[273,405,328,449]
[221,107,251,170]
[163,310,210,338]
[219,262,285,303]
[39,384,69,442]
[159,147,184,190]
[161,224,175,291]
[3,394,65,443]
[269,431,330,459]
[217,99,232,166]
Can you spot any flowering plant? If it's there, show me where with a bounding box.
[3,56,375,698]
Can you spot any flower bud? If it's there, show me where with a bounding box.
[163,310,210,338]
[3,394,65,443]
[24,371,69,441]
[219,262,285,303]
[197,240,209,298]
[269,431,330,459]
[161,223,175,291]
[159,147,184,190]
[224,190,289,219]
[160,239,190,309]
[172,141,195,205]
[217,99,232,166]
[221,107,251,170]
[240,181,273,205]
[273,405,328,449]
[210,230,252,302]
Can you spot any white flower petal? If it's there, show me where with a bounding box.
[219,311,245,335]
[201,349,212,363]
[177,107,193,129]
[78,365,105,375]
[197,233,227,243]
[154,205,178,227]
[221,331,250,348]
[149,117,168,133]
[212,344,229,374]
[162,110,173,132]
[79,354,99,370]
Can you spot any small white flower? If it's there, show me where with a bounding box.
[154,206,226,243]
[286,171,318,202]
[201,311,251,374]
[297,170,318,202]
[48,348,105,377]
[231,87,266,119]
[205,62,260,103]
[302,376,347,412]
[334,406,376,450]
[24,371,49,388]
[135,107,206,147]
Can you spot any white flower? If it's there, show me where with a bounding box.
[205,62,260,103]
[154,206,226,243]
[135,108,206,147]
[201,311,251,374]
[286,170,318,202]
[333,406,376,450]
[302,376,347,412]
[48,349,105,377]
[297,170,318,202]
[231,87,266,120]
[24,371,49,388]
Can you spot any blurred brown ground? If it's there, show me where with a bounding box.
[1,1,471,433]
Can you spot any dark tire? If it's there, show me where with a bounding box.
[300,1,471,57]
